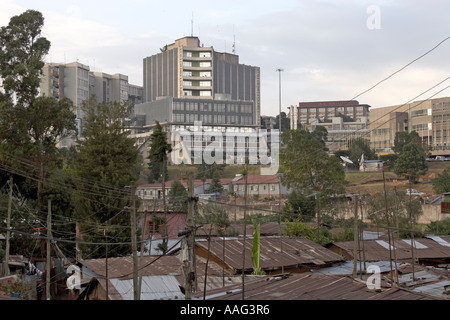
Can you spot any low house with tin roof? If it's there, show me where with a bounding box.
[197,272,442,300]
[326,236,450,266]
[195,236,345,274]
[232,174,291,198]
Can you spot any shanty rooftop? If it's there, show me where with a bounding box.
[195,236,345,273]
[199,273,441,300]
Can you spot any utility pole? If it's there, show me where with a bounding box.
[183,173,195,300]
[241,151,249,301]
[4,176,13,276]
[352,195,358,278]
[130,184,139,300]
[104,226,108,300]
[46,199,52,300]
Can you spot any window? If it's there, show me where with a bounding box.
[183,61,192,67]
[200,90,211,96]
[183,71,192,77]
[200,71,211,77]
[183,81,192,87]
[199,52,211,58]
[200,61,211,67]
[200,81,211,87]
[184,51,192,57]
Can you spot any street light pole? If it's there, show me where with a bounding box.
[276,68,284,133]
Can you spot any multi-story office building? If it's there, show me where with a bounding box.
[40,62,143,146]
[295,100,370,125]
[305,116,371,152]
[370,97,450,155]
[289,100,371,152]
[142,36,260,117]
[134,36,263,165]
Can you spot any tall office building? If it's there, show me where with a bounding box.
[40,61,143,147]
[134,36,262,164]
[142,36,260,119]
[370,97,450,155]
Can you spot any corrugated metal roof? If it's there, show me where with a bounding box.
[195,236,344,272]
[109,275,182,300]
[329,237,450,261]
[199,273,439,300]
[80,255,182,279]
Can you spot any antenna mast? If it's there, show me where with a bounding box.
[191,12,194,36]
[232,25,236,54]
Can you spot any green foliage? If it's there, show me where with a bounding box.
[197,204,231,236]
[0,10,50,106]
[393,141,428,182]
[432,167,450,194]
[310,126,328,151]
[196,162,225,180]
[425,219,450,235]
[283,219,332,245]
[251,223,265,275]
[148,121,172,165]
[366,190,423,237]
[393,131,421,154]
[168,179,188,211]
[280,129,346,199]
[207,173,224,194]
[71,97,141,258]
[283,189,316,221]
[348,137,377,167]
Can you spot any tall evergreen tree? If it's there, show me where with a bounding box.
[71,96,141,258]
[148,121,172,250]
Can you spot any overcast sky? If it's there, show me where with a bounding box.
[1,0,450,116]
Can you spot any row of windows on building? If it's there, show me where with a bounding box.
[173,101,252,113]
[173,113,253,125]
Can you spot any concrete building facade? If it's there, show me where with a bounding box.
[369,97,450,155]
[40,61,143,147]
[134,36,264,165]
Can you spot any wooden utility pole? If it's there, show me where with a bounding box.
[382,168,394,280]
[130,184,139,300]
[241,155,248,300]
[4,176,13,276]
[46,199,52,300]
[352,195,358,278]
[104,226,109,300]
[183,173,195,300]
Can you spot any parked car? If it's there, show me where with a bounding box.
[406,189,424,196]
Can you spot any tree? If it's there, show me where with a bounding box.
[207,173,224,194]
[280,129,346,233]
[0,10,50,106]
[274,112,290,132]
[393,141,428,183]
[283,189,316,221]
[432,167,450,194]
[348,137,377,167]
[71,96,141,258]
[310,126,328,151]
[168,179,188,212]
[392,131,421,154]
[148,121,172,250]
[280,129,346,197]
[0,10,77,259]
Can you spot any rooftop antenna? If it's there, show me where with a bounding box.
[232,25,236,54]
[191,12,194,36]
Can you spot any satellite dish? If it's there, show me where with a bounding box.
[340,156,353,164]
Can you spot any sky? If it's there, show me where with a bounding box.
[1,0,450,117]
